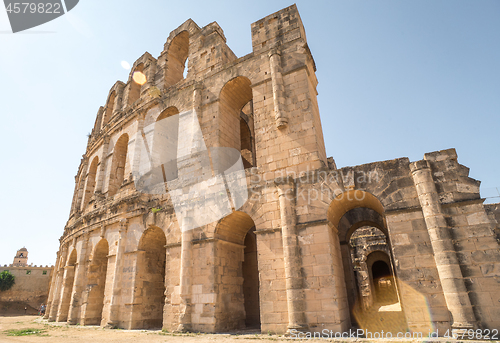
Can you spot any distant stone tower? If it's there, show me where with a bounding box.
[12,247,28,267]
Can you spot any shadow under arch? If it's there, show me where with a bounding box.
[214,210,260,331]
[132,226,167,329]
[83,238,109,326]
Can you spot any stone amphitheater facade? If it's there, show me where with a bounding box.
[45,5,500,335]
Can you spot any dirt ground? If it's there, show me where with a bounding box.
[0,315,497,343]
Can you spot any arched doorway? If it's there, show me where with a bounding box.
[327,190,404,332]
[108,134,129,196]
[215,211,260,331]
[83,239,109,325]
[134,227,167,329]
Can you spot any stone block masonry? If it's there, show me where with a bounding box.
[46,4,500,336]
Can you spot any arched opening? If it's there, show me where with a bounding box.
[83,239,109,325]
[219,77,254,168]
[367,253,398,305]
[108,134,129,196]
[164,31,189,87]
[154,106,180,182]
[128,63,145,105]
[243,228,260,328]
[349,226,391,310]
[102,91,116,128]
[82,157,99,208]
[215,211,260,331]
[156,106,179,122]
[57,249,77,322]
[134,227,167,329]
[328,190,405,332]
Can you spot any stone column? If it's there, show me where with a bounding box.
[106,219,128,327]
[49,245,68,321]
[177,219,193,332]
[44,251,60,319]
[410,160,476,330]
[68,233,90,324]
[144,60,157,91]
[268,48,288,129]
[56,265,76,322]
[113,85,125,114]
[276,178,308,332]
[193,82,203,120]
[75,157,88,212]
[95,135,110,194]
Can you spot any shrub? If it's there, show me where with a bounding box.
[0,270,15,291]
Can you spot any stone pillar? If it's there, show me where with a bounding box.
[106,219,128,327]
[56,265,76,322]
[276,178,308,332]
[49,245,68,321]
[44,251,60,319]
[268,48,288,129]
[68,233,90,324]
[113,85,124,114]
[95,135,110,194]
[193,82,203,121]
[177,221,193,332]
[144,60,157,91]
[131,114,145,178]
[75,157,88,212]
[410,160,476,330]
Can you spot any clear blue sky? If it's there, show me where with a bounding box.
[0,1,499,266]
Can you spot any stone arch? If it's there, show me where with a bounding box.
[83,239,109,325]
[108,134,129,196]
[327,190,385,231]
[134,226,167,329]
[366,251,398,305]
[128,63,145,106]
[218,76,253,155]
[327,191,386,324]
[102,91,116,128]
[154,106,180,182]
[328,190,404,329]
[214,211,260,331]
[164,31,189,87]
[57,249,77,322]
[82,156,99,209]
[156,106,179,122]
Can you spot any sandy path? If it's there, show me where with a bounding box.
[0,316,497,343]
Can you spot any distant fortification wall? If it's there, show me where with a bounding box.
[0,266,53,309]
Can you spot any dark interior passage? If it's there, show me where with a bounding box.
[242,228,260,328]
[371,260,397,304]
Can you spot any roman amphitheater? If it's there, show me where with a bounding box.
[44,5,500,336]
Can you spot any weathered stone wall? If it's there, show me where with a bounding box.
[0,266,53,309]
[46,4,500,337]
